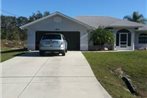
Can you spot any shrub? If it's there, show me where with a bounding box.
[90,28,114,49]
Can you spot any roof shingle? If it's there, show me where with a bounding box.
[75,16,144,28]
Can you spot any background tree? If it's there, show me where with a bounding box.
[1,10,50,48]
[28,12,42,22]
[90,28,114,50]
[1,15,17,40]
[17,16,28,26]
[28,11,50,22]
[43,11,50,17]
[1,10,50,40]
[124,11,147,24]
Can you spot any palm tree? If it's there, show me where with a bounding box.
[124,11,146,24]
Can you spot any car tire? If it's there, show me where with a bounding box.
[62,51,65,56]
[65,49,67,53]
[39,50,44,56]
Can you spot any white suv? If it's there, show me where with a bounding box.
[39,33,67,56]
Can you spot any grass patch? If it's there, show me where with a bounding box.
[1,47,11,51]
[83,51,147,98]
[0,48,27,62]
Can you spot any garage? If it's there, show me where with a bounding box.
[36,31,80,50]
[20,12,90,51]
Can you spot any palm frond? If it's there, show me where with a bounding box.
[124,11,146,24]
[123,16,133,21]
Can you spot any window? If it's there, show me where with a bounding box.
[42,34,61,40]
[139,33,147,44]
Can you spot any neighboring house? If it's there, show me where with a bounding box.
[20,11,147,51]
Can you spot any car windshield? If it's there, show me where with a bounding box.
[42,34,61,40]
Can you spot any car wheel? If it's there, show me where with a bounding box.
[65,49,67,53]
[62,51,65,56]
[39,50,44,56]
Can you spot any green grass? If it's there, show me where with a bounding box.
[83,51,147,98]
[0,47,12,51]
[0,48,26,62]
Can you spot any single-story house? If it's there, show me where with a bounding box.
[20,11,147,51]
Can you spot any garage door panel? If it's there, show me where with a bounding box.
[35,31,80,50]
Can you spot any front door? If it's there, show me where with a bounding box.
[119,33,128,48]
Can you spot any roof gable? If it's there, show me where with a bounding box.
[20,12,92,29]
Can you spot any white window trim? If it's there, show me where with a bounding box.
[119,32,128,48]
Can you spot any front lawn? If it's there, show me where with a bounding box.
[83,51,147,98]
[0,48,27,62]
[0,47,11,51]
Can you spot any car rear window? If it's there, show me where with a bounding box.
[42,34,61,40]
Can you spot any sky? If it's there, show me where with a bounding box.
[1,0,147,19]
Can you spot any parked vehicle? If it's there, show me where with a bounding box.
[39,33,67,56]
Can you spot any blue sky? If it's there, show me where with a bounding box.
[1,0,147,19]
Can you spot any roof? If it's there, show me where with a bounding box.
[138,25,147,31]
[20,11,93,29]
[20,11,145,30]
[75,16,121,28]
[109,20,144,27]
[75,16,143,28]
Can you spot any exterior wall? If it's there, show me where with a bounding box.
[88,28,135,51]
[113,28,135,51]
[25,14,146,51]
[27,29,35,50]
[134,31,147,49]
[26,15,90,50]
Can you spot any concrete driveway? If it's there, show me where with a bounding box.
[1,51,111,98]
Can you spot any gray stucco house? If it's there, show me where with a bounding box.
[21,11,147,51]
